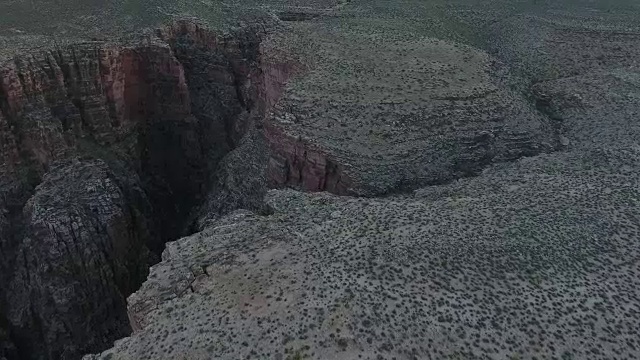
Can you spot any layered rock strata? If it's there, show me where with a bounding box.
[1,3,617,359]
[7,159,151,360]
[0,20,278,360]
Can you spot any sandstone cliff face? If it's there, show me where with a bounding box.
[0,38,202,358]
[0,20,281,359]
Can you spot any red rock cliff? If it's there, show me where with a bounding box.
[0,18,356,360]
[0,21,272,360]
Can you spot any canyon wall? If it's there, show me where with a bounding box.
[0,16,411,359]
[265,122,351,194]
[0,12,570,360]
[0,20,292,359]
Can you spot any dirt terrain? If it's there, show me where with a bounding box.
[0,0,639,359]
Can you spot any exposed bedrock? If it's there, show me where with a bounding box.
[0,13,567,360]
[7,159,152,360]
[265,121,351,195]
[0,20,279,359]
[260,29,561,196]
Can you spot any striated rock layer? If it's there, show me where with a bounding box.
[0,20,287,360]
[266,121,351,194]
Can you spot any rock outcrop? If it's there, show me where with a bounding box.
[266,121,351,194]
[0,20,277,360]
[4,1,639,359]
[86,145,640,360]
[262,29,560,195]
[7,159,151,360]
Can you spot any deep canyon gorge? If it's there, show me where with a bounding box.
[1,0,640,359]
[0,20,304,359]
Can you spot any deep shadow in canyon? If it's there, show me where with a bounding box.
[0,21,280,360]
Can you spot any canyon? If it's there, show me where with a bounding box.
[0,15,406,359]
[0,19,287,359]
[1,0,640,359]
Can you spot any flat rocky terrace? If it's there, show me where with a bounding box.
[0,0,639,359]
[91,148,640,360]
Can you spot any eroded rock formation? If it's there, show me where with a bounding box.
[7,159,151,360]
[0,20,280,359]
[266,121,352,194]
[4,1,633,359]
